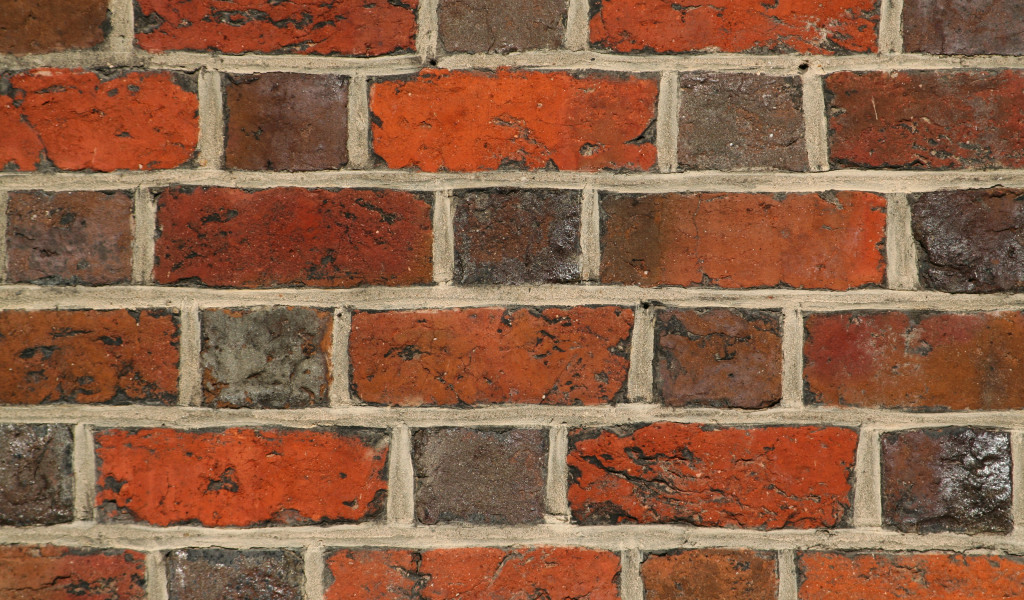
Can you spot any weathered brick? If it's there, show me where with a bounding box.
[412,428,547,525]
[903,0,1024,55]
[826,70,1024,169]
[0,545,147,600]
[7,190,133,285]
[438,0,566,53]
[95,427,388,527]
[590,0,879,54]
[0,0,107,55]
[135,0,417,56]
[166,548,304,600]
[0,424,73,526]
[155,187,433,288]
[655,309,782,409]
[453,189,581,285]
[600,192,886,289]
[324,547,621,600]
[0,69,198,172]
[568,423,858,528]
[350,307,633,406]
[201,307,332,409]
[804,311,1024,410]
[224,72,348,171]
[642,550,778,600]
[0,309,180,405]
[371,69,658,172]
[881,428,1012,534]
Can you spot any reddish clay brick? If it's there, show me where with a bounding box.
[438,0,566,53]
[904,0,1024,55]
[804,311,1024,410]
[0,69,198,172]
[0,545,147,600]
[567,423,858,528]
[135,0,417,56]
[826,70,1024,169]
[324,547,621,600]
[0,424,73,526]
[155,187,432,288]
[655,309,782,409]
[350,306,633,406]
[642,550,778,600]
[590,0,878,54]
[601,192,887,290]
[0,0,107,55]
[0,309,180,405]
[371,69,658,172]
[166,548,304,600]
[94,427,388,527]
[7,190,133,286]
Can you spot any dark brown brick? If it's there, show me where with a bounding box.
[438,0,566,53]
[0,0,107,55]
[903,0,1024,55]
[642,549,778,600]
[166,548,304,600]
[0,424,73,526]
[0,546,147,600]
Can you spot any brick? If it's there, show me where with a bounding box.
[0,69,198,172]
[371,69,658,172]
[642,550,778,600]
[678,73,806,171]
[804,311,1024,410]
[453,188,581,285]
[655,309,782,409]
[155,187,433,288]
[0,424,73,526]
[590,0,879,54]
[912,188,1024,293]
[438,0,566,53]
[7,190,132,286]
[135,0,417,56]
[350,307,633,406]
[201,307,332,409]
[567,423,858,528]
[0,545,147,600]
[224,72,348,171]
[324,547,621,600]
[95,427,388,527]
[0,0,107,55]
[798,552,1024,600]
[903,0,1024,55]
[826,70,1024,169]
[600,192,886,289]
[166,548,304,600]
[0,309,180,405]
[881,428,1012,534]
[412,428,548,525]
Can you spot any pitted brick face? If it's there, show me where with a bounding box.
[166,548,305,600]
[438,0,567,53]
[903,0,1024,55]
[0,0,108,55]
[0,424,73,526]
[0,545,147,600]
[642,550,778,600]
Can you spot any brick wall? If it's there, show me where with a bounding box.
[2,1,1024,599]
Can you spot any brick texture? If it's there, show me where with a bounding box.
[903,0,1024,55]
[0,0,108,55]
[438,0,566,53]
[166,548,305,600]
[0,545,147,600]
[0,424,73,526]
[642,550,778,600]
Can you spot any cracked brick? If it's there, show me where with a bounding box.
[642,549,778,600]
[0,545,146,600]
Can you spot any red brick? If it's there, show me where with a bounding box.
[642,550,778,600]
[0,69,198,172]
[135,0,417,56]
[324,547,621,600]
[804,311,1024,410]
[94,427,388,527]
[600,192,886,290]
[155,187,432,288]
[0,309,180,405]
[371,69,658,172]
[568,423,858,528]
[590,0,879,54]
[826,70,1024,169]
[0,545,147,600]
[350,307,633,406]
[0,0,107,55]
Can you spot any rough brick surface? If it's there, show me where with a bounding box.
[155,187,433,288]
[590,0,879,54]
[642,550,778,600]
[0,309,180,405]
[0,545,147,600]
[655,309,782,409]
[6,190,133,286]
[568,423,858,528]
[903,0,1024,55]
[166,548,305,600]
[224,73,348,171]
[438,0,566,53]
[94,427,388,527]
[201,307,332,409]
[826,70,1024,169]
[371,69,658,172]
[413,428,548,525]
[350,307,633,406]
[324,547,621,600]
[804,311,1024,410]
[0,69,198,172]
[881,428,1012,534]
[135,0,417,56]
[0,0,107,55]
[453,189,581,285]
[601,192,886,289]
[0,424,73,526]
[678,73,806,171]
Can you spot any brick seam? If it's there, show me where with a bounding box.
[387,425,415,526]
[72,423,96,522]
[196,69,225,170]
[619,548,643,600]
[1013,430,1024,537]
[579,186,600,282]
[417,0,440,61]
[626,303,655,403]
[346,75,371,169]
[432,189,454,284]
[132,186,156,285]
[178,300,202,407]
[106,0,135,55]
[304,543,326,600]
[780,308,804,409]
[878,0,905,54]
[778,549,798,600]
[329,309,353,406]
[886,193,918,290]
[564,0,590,52]
[657,71,679,174]
[802,69,829,172]
[147,551,169,600]
[0,190,7,285]
[853,427,883,528]
[544,425,570,520]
